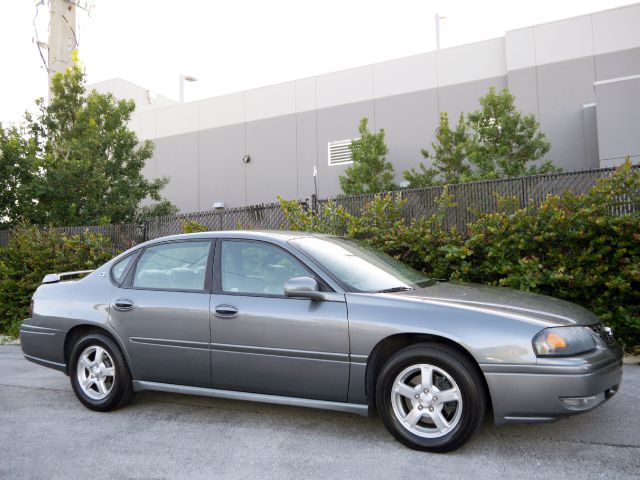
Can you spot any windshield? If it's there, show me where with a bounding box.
[289,237,434,293]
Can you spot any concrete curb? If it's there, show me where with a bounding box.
[623,354,640,365]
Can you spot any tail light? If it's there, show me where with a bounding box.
[28,299,34,318]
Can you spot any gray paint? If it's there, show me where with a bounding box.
[582,104,600,170]
[374,89,439,180]
[132,380,368,416]
[245,115,298,205]
[109,288,212,388]
[295,110,319,200]
[154,133,199,212]
[595,77,640,162]
[535,57,597,172]
[20,230,622,430]
[210,290,349,401]
[594,47,640,81]
[198,124,246,208]
[507,66,540,117]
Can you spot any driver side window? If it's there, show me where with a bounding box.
[221,241,309,295]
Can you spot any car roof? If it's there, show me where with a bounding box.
[142,230,327,245]
[106,230,337,271]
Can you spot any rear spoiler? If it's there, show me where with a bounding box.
[42,270,94,284]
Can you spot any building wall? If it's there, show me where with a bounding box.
[121,3,640,212]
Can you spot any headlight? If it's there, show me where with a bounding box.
[533,326,596,356]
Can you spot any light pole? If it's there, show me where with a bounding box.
[435,13,447,50]
[179,74,198,102]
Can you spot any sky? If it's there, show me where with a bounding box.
[0,0,637,125]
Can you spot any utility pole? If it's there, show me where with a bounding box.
[48,0,78,98]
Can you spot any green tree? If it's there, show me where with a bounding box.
[0,55,175,227]
[0,125,39,228]
[403,112,470,187]
[339,117,396,195]
[466,87,556,178]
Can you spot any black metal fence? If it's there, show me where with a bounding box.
[0,165,636,251]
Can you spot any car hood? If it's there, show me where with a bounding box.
[392,281,599,327]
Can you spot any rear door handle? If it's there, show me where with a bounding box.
[214,304,238,318]
[113,298,134,311]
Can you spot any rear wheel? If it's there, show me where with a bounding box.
[376,343,486,452]
[69,333,135,411]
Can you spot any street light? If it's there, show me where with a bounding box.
[435,13,447,50]
[179,74,198,102]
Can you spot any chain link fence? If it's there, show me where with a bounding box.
[0,165,636,251]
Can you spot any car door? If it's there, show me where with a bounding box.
[109,239,214,388]
[210,239,350,402]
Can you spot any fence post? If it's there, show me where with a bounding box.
[140,221,149,243]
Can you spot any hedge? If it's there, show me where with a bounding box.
[280,160,640,350]
[0,226,114,337]
[1,162,638,351]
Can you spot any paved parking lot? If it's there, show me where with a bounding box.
[1,345,638,480]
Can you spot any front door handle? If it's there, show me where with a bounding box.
[214,304,238,318]
[113,298,134,311]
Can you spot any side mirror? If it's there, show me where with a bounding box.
[284,276,324,301]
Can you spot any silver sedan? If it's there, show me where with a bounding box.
[20,231,623,452]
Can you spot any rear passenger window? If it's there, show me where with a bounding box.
[133,241,210,291]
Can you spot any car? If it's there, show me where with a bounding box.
[20,231,622,452]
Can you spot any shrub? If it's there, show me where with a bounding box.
[0,225,115,337]
[280,161,640,349]
[339,117,396,195]
[181,220,208,233]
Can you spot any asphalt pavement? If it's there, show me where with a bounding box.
[1,345,638,480]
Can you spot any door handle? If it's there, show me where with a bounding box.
[214,304,238,318]
[113,298,134,311]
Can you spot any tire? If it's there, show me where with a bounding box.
[69,332,135,412]
[376,343,486,452]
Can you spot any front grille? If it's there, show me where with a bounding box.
[589,324,616,346]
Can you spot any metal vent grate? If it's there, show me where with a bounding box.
[328,139,354,166]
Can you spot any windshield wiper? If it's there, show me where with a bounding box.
[375,286,414,293]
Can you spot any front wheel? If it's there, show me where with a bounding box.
[376,343,486,452]
[69,333,135,411]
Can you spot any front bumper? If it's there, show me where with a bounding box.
[482,346,623,424]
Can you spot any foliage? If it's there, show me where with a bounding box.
[0,54,175,228]
[466,87,557,178]
[181,220,208,233]
[403,87,559,187]
[404,113,471,188]
[281,160,640,349]
[339,117,396,195]
[0,225,115,337]
[0,125,39,227]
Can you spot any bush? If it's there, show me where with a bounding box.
[181,220,208,233]
[0,225,115,337]
[280,161,640,350]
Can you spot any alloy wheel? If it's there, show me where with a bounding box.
[390,363,463,438]
[76,345,116,401]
